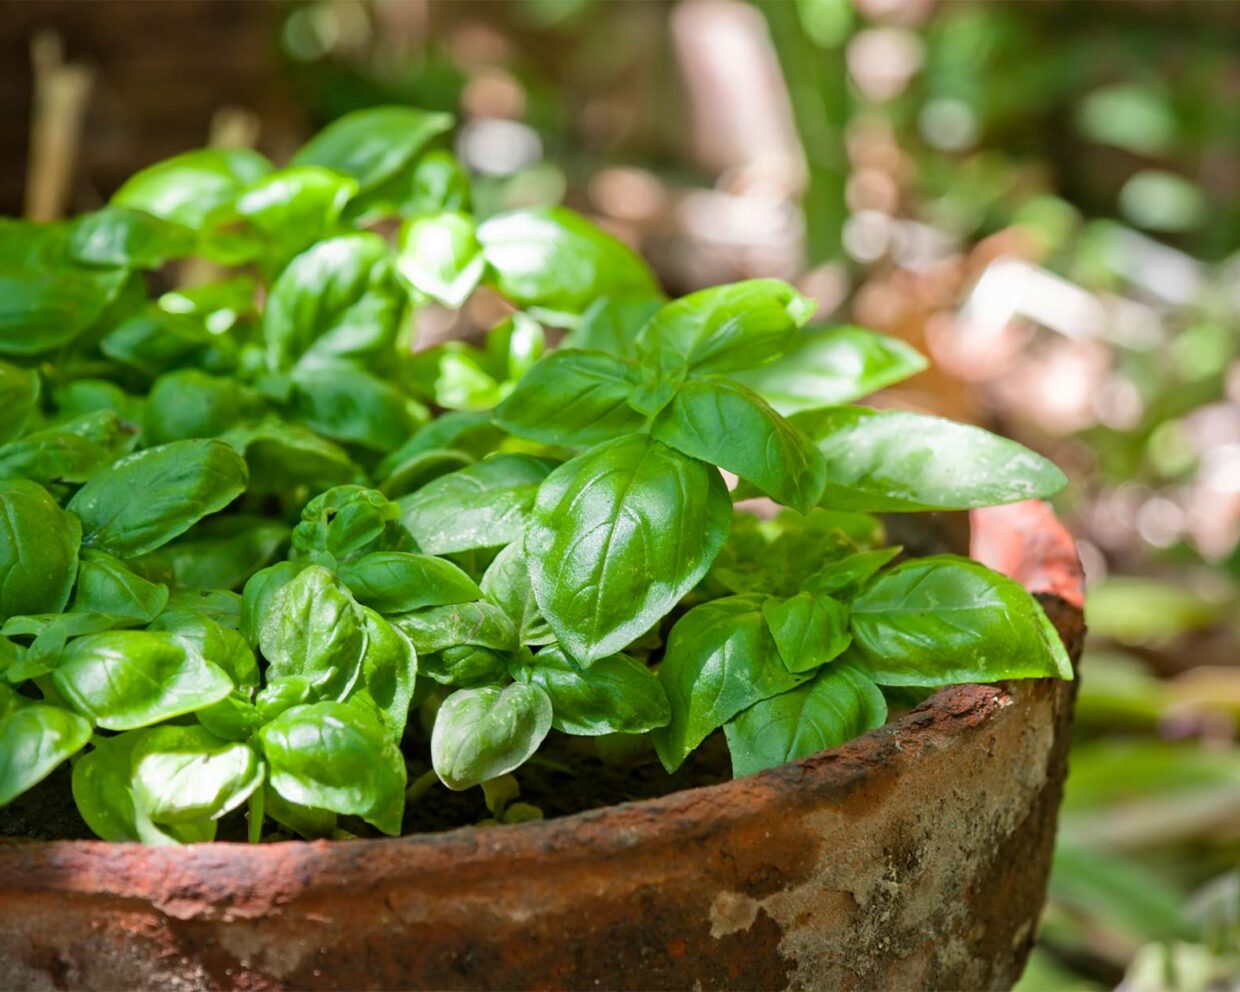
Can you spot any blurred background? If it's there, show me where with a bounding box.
[4,1,1239,987]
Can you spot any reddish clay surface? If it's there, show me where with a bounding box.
[0,500,1085,992]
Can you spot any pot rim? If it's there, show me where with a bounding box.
[0,499,1084,883]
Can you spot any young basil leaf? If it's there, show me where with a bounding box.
[164,587,242,629]
[0,686,92,805]
[232,165,357,267]
[480,542,555,646]
[71,730,216,844]
[635,279,814,384]
[762,591,852,674]
[651,377,827,513]
[800,546,903,598]
[196,691,264,742]
[2,611,133,666]
[848,556,1074,686]
[399,454,555,555]
[485,312,545,383]
[510,645,670,736]
[291,105,453,193]
[263,783,337,839]
[430,683,553,790]
[729,325,928,415]
[723,663,887,777]
[259,700,407,835]
[420,644,508,689]
[0,479,82,622]
[652,595,808,773]
[401,341,506,412]
[68,206,196,270]
[240,561,305,650]
[396,211,485,308]
[0,262,131,357]
[143,370,266,445]
[130,724,264,824]
[258,565,366,703]
[0,360,39,445]
[0,425,116,487]
[290,485,404,567]
[390,601,518,655]
[345,148,471,223]
[559,296,664,354]
[791,407,1069,512]
[67,438,248,558]
[526,435,731,664]
[493,349,646,446]
[133,515,289,591]
[53,629,233,730]
[149,609,259,688]
[262,232,406,373]
[288,363,426,452]
[477,207,660,321]
[222,419,359,495]
[71,550,169,622]
[351,607,418,742]
[339,551,481,614]
[111,148,273,229]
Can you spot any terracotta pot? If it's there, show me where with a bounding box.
[0,500,1085,992]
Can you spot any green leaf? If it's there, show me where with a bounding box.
[636,279,814,383]
[232,165,357,267]
[762,591,851,673]
[0,687,92,805]
[68,206,196,269]
[396,211,484,308]
[0,360,39,445]
[493,349,645,446]
[259,700,406,835]
[401,342,506,412]
[240,561,305,650]
[262,232,406,373]
[339,551,481,614]
[0,262,130,357]
[430,683,553,790]
[288,363,425,452]
[112,148,273,229]
[130,725,263,823]
[53,630,233,730]
[0,419,122,487]
[800,546,902,598]
[651,377,826,513]
[71,730,216,844]
[133,515,289,591]
[526,435,731,663]
[68,439,248,557]
[480,542,554,646]
[652,595,808,772]
[792,407,1068,512]
[291,105,453,193]
[345,148,471,223]
[149,609,259,688]
[290,485,404,567]
[143,370,265,445]
[723,663,887,776]
[559,296,663,354]
[848,556,1074,686]
[222,419,359,495]
[390,601,518,655]
[419,644,508,689]
[71,550,168,622]
[259,565,366,702]
[485,312,545,382]
[510,645,669,736]
[351,607,418,742]
[399,454,554,555]
[0,479,82,622]
[730,325,927,415]
[478,207,660,321]
[101,308,238,380]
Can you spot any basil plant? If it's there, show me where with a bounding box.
[0,106,1070,843]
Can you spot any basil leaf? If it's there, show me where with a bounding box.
[652,595,808,772]
[848,556,1074,686]
[485,312,545,382]
[480,542,554,646]
[345,148,471,223]
[723,663,887,776]
[259,565,366,702]
[130,725,263,824]
[339,551,481,614]
[263,783,337,839]
[101,308,236,380]
[396,211,485,308]
[232,165,357,267]
[0,479,82,622]
[53,630,233,730]
[67,439,248,558]
[651,377,826,513]
[71,550,168,622]
[0,360,40,445]
[730,325,928,415]
[240,561,305,650]
[222,419,359,495]
[0,262,130,357]
[291,106,453,193]
[801,546,902,598]
[493,349,645,446]
[399,454,554,555]
[559,296,663,354]
[792,407,1068,512]
[526,435,731,664]
[351,607,417,742]
[195,691,264,742]
[133,515,289,591]
[636,279,814,383]
[762,591,851,674]
[112,148,273,229]
[401,342,506,412]
[68,206,196,269]
[390,601,517,655]
[288,363,425,452]
[149,609,259,688]
[259,700,406,835]
[71,730,216,844]
[143,370,265,445]
[420,644,508,689]
[478,207,660,321]
[510,645,669,736]
[430,683,553,790]
[0,420,121,487]
[262,232,405,373]
[0,687,92,805]
[290,485,404,567]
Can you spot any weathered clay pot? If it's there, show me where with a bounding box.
[0,500,1085,992]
